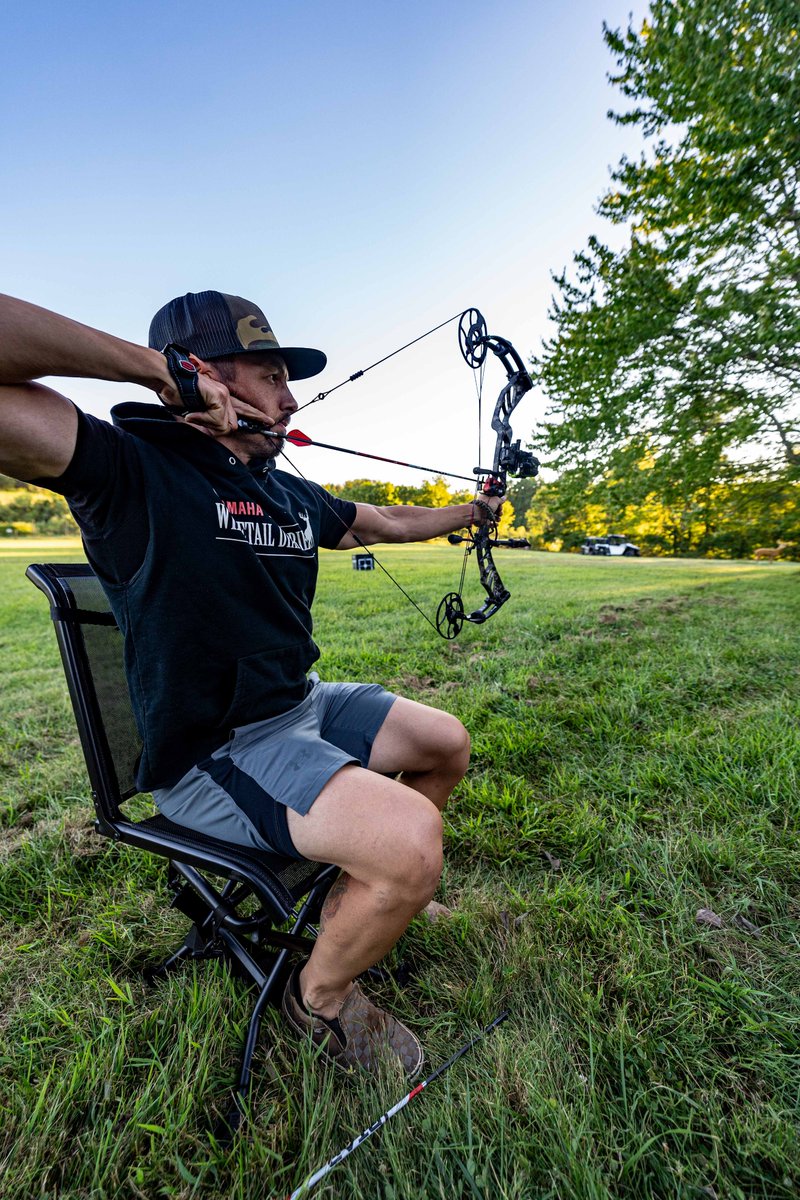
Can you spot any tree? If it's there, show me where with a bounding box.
[417,477,462,508]
[324,477,473,512]
[505,476,539,530]
[534,0,800,513]
[324,479,404,506]
[0,482,78,535]
[523,458,800,557]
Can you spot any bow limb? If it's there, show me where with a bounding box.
[465,522,511,624]
[484,336,535,480]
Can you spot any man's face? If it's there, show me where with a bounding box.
[213,352,298,458]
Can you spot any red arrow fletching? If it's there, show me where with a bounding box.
[286,429,312,447]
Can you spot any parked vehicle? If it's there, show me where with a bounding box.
[580,535,640,557]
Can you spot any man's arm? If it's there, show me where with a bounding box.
[0,294,237,480]
[335,498,502,549]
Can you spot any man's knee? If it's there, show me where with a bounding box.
[442,713,470,773]
[371,697,470,773]
[423,710,470,779]
[386,804,443,905]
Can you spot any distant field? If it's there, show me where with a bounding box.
[0,535,84,557]
[1,542,798,1199]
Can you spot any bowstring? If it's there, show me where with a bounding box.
[284,309,492,633]
[457,341,488,606]
[278,447,443,636]
[294,311,467,415]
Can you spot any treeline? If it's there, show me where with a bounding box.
[0,474,78,536]
[324,477,473,510]
[523,468,799,558]
[3,466,796,557]
[324,477,527,542]
[325,472,800,559]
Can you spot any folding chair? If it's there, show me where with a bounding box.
[26,562,339,1133]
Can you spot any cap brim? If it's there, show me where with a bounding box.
[279,347,327,381]
[208,345,327,381]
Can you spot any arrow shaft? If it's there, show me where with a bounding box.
[302,437,477,484]
[246,425,478,484]
[285,1010,508,1200]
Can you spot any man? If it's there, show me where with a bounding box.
[0,290,500,1079]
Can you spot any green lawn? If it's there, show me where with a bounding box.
[1,541,798,1199]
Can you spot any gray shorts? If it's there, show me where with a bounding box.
[152,678,397,859]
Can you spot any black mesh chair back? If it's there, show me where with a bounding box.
[27,564,139,823]
[26,561,337,1135]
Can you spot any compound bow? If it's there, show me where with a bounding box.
[434,309,539,638]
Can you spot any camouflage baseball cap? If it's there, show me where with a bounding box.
[148,291,327,381]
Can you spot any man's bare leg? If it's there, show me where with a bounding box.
[367,697,470,812]
[286,764,444,1017]
[368,697,470,919]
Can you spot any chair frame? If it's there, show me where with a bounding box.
[27,561,339,1133]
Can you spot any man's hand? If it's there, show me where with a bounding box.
[160,354,239,436]
[472,493,505,525]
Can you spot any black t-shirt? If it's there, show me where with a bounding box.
[45,406,355,583]
[37,405,357,788]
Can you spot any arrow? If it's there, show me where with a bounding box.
[237,421,479,484]
[284,1010,509,1200]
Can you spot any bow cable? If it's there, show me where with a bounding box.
[278,445,444,637]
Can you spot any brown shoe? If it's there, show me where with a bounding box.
[282,968,424,1079]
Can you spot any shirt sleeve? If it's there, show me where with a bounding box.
[33,408,150,581]
[314,484,356,549]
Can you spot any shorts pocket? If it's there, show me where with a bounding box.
[220,643,312,732]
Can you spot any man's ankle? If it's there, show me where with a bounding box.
[298,965,353,1019]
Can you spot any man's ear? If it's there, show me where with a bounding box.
[194,354,236,389]
[189,352,213,376]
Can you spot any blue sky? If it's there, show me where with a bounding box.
[2,0,646,485]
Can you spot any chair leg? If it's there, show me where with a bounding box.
[214,945,291,1145]
[215,878,335,1143]
[143,922,224,982]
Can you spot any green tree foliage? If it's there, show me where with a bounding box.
[505,476,539,529]
[525,464,799,557]
[534,0,800,531]
[326,477,472,509]
[324,478,404,506]
[0,482,78,536]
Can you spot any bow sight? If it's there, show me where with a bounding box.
[497,442,539,480]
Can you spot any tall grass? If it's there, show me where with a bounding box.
[1,542,798,1199]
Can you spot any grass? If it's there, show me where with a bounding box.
[1,539,798,1199]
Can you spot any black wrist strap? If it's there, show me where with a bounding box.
[162,344,205,413]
